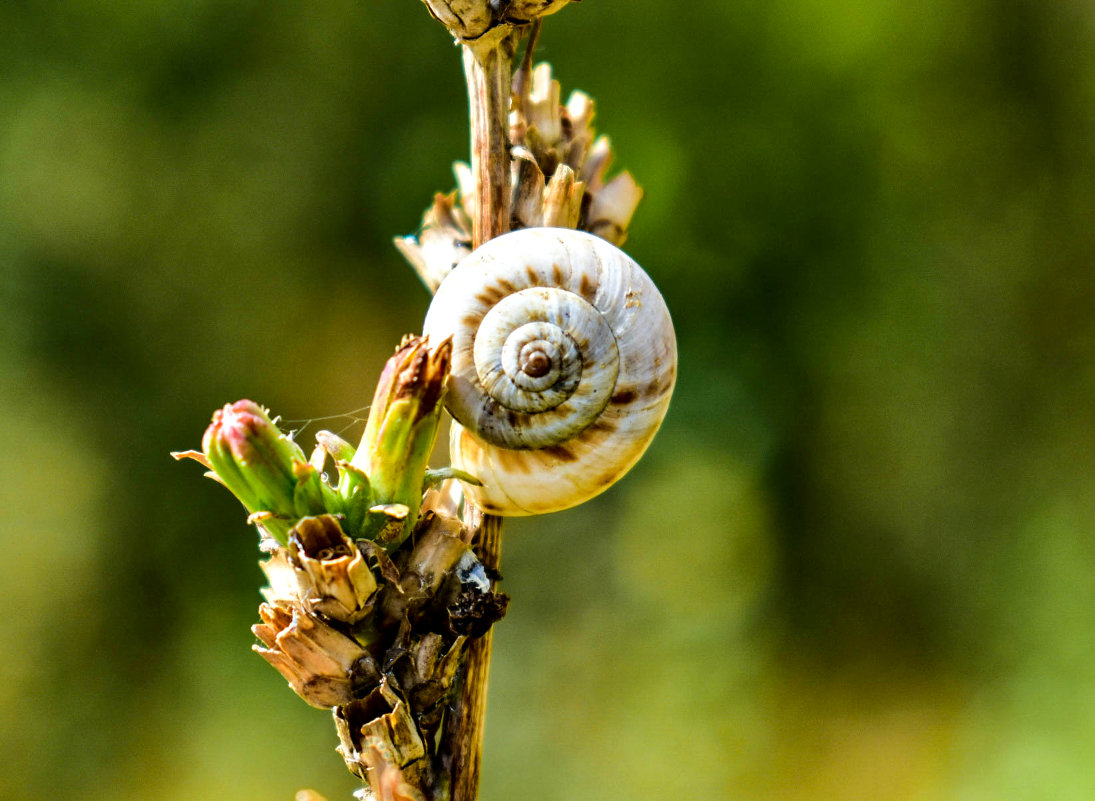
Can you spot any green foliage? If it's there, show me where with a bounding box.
[2,1,1094,800]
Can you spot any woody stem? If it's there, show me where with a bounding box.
[463,35,519,247]
[444,31,520,801]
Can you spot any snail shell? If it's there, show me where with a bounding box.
[422,227,676,516]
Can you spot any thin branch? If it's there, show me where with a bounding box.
[443,510,502,801]
[443,29,521,801]
[462,33,520,247]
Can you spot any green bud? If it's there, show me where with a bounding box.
[352,336,452,547]
[292,461,332,519]
[315,430,357,464]
[336,461,373,536]
[201,400,310,545]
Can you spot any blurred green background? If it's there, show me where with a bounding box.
[3,1,1094,799]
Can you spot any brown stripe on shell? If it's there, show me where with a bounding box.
[611,388,638,405]
[492,447,534,475]
[542,444,579,463]
[456,429,484,462]
[592,466,626,488]
[579,272,598,302]
[552,263,564,285]
[640,365,677,400]
[587,416,618,434]
[474,282,510,307]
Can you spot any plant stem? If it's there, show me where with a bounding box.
[445,32,519,801]
[444,510,502,801]
[462,35,519,248]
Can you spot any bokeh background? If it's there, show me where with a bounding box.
[3,1,1095,799]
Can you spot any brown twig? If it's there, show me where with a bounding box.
[462,34,520,248]
[443,29,521,801]
[403,6,622,798]
[442,509,502,801]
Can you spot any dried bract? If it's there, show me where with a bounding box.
[258,546,301,606]
[419,0,495,43]
[419,0,575,45]
[290,515,378,624]
[252,602,376,709]
[335,679,427,783]
[397,62,642,287]
[511,63,643,245]
[394,193,473,294]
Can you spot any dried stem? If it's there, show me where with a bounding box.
[444,32,519,801]
[443,511,502,801]
[435,26,529,800]
[399,8,633,797]
[462,35,520,248]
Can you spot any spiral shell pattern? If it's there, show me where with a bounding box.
[422,228,676,516]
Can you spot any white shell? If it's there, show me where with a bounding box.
[422,227,676,516]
